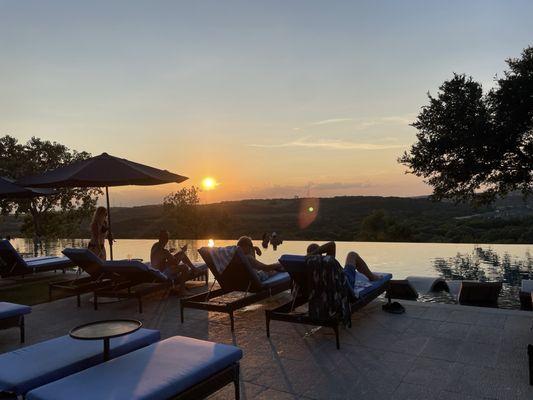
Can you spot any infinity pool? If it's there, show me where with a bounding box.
[10,238,533,309]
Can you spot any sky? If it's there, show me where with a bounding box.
[1,0,532,206]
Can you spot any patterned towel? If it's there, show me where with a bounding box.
[206,246,237,274]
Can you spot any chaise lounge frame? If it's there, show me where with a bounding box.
[265,255,390,349]
[181,247,291,331]
[172,363,240,400]
[0,314,25,343]
[266,282,389,350]
[94,261,208,314]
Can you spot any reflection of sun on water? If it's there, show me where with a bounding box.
[208,239,215,247]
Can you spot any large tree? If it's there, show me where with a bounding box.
[163,186,201,237]
[400,46,533,204]
[0,135,101,238]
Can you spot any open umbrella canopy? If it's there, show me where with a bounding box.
[0,177,55,199]
[16,152,188,260]
[17,152,188,188]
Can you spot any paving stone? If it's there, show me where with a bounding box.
[466,325,503,345]
[457,341,499,367]
[393,382,439,400]
[435,321,471,340]
[0,294,531,399]
[419,336,462,361]
[403,357,456,390]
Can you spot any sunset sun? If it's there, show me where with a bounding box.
[201,177,217,191]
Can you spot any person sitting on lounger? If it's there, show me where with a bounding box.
[151,230,194,288]
[236,236,284,281]
[306,241,379,281]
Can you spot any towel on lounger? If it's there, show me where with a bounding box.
[205,246,237,274]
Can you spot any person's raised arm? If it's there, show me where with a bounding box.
[310,241,336,257]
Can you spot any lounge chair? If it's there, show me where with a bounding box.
[181,246,291,331]
[455,281,502,307]
[0,302,31,343]
[95,258,208,313]
[25,336,243,400]
[266,254,392,349]
[48,248,113,307]
[519,280,533,310]
[0,240,74,278]
[0,328,160,397]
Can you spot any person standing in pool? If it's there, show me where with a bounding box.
[88,206,111,260]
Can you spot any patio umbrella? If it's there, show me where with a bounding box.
[0,176,55,199]
[17,152,188,259]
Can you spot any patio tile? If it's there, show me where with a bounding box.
[457,341,499,367]
[419,336,462,361]
[403,357,456,390]
[435,321,471,340]
[466,325,503,345]
[1,293,532,400]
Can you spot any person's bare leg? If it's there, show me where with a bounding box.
[345,251,378,281]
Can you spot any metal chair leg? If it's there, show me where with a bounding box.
[20,316,25,344]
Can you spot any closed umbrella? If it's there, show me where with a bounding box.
[17,152,188,259]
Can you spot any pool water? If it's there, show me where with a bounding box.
[10,238,533,310]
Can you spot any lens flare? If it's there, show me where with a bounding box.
[299,198,319,229]
[207,239,215,247]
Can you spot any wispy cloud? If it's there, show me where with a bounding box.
[294,114,415,131]
[310,118,353,126]
[249,137,407,150]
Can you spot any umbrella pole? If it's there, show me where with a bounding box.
[105,186,114,260]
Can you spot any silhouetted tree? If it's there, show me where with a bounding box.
[0,135,101,238]
[163,186,200,237]
[400,46,533,205]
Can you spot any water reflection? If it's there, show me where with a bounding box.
[432,247,533,309]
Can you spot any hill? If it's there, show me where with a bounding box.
[4,195,532,244]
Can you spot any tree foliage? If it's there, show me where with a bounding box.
[163,186,201,237]
[0,135,101,238]
[400,46,533,204]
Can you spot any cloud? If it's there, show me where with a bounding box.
[249,137,407,150]
[310,118,353,126]
[233,181,374,200]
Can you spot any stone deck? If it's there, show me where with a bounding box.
[0,287,532,400]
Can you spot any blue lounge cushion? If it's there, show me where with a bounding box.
[0,302,31,319]
[25,257,73,270]
[0,240,73,274]
[102,260,169,282]
[261,272,291,288]
[26,336,243,400]
[349,272,392,298]
[0,328,160,395]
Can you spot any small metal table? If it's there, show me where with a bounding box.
[70,319,142,361]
